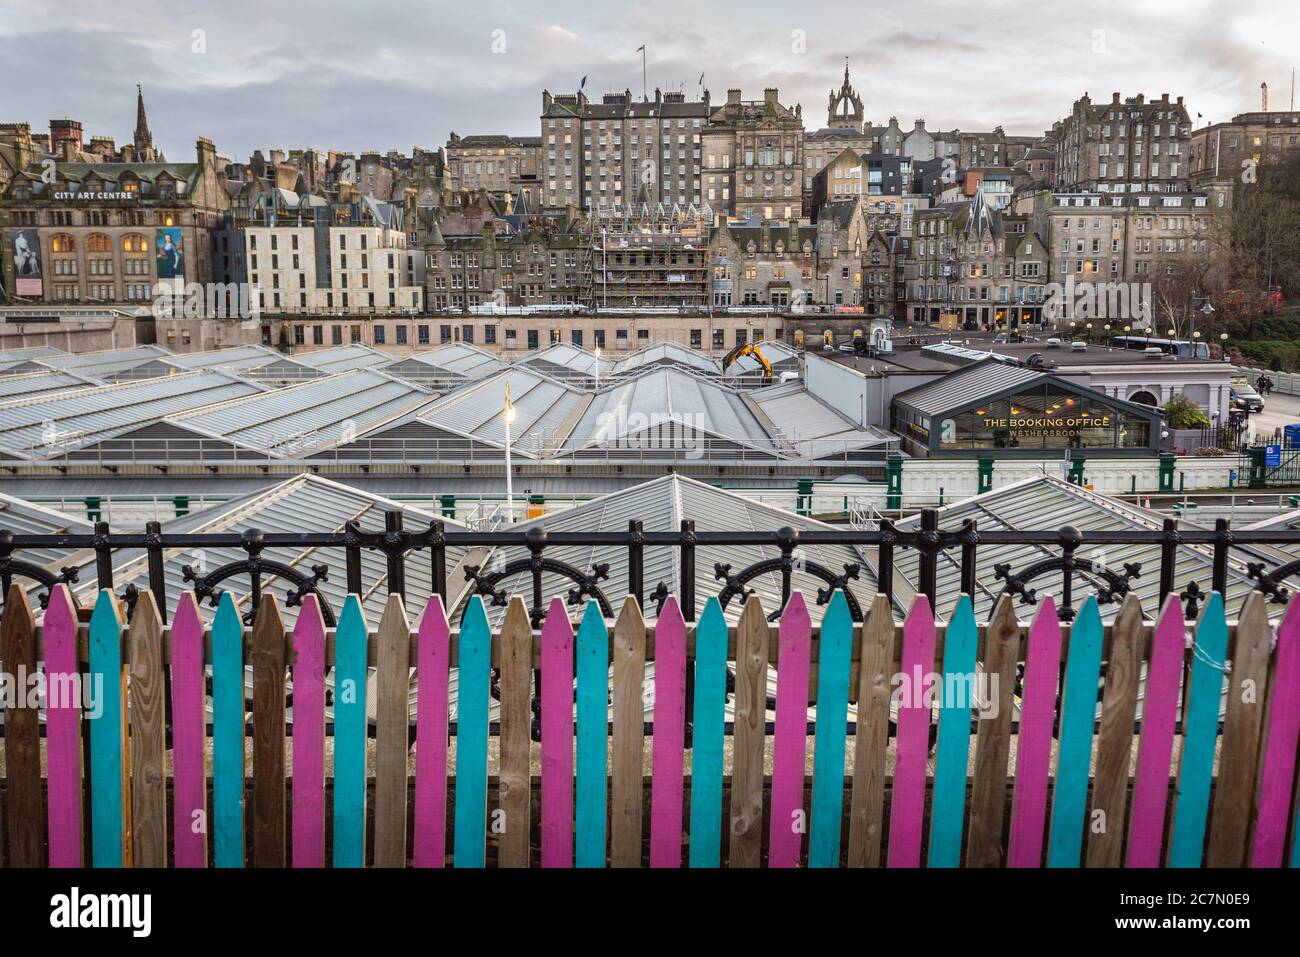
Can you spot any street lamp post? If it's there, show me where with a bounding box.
[503,383,516,523]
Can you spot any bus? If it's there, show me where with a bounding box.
[1108,335,1210,359]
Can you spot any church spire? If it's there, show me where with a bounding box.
[134,84,154,157]
[827,60,863,129]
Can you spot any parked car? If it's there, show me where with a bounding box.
[1231,386,1265,413]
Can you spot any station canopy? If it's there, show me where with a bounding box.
[380,343,506,389]
[67,369,433,462]
[512,343,613,385]
[0,371,265,462]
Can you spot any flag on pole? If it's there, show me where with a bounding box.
[698,72,704,86]
[503,382,514,422]
[580,75,587,90]
[636,44,645,53]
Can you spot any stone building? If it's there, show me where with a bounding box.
[1018,186,1221,293]
[704,88,805,221]
[540,88,711,211]
[445,133,542,209]
[1,137,228,310]
[236,190,423,326]
[1049,92,1192,193]
[1188,109,1300,192]
[423,216,585,316]
[709,219,818,308]
[904,189,1050,328]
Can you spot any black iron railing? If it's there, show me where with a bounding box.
[3,511,1300,627]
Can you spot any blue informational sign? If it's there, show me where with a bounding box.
[1266,445,1282,467]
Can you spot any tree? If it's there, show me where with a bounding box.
[1228,152,1300,296]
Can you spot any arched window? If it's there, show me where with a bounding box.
[86,234,111,253]
[123,233,149,277]
[50,234,76,253]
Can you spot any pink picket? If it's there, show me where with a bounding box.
[170,592,208,868]
[887,593,936,867]
[540,596,576,867]
[649,595,687,867]
[290,595,327,867]
[1250,596,1300,867]
[413,595,452,868]
[1126,595,1185,867]
[1007,596,1062,868]
[765,591,813,867]
[43,584,83,868]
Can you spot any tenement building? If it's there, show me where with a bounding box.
[540,88,711,211]
[444,133,542,209]
[236,189,423,327]
[904,188,1050,328]
[1049,92,1192,193]
[1017,186,1224,289]
[423,216,585,316]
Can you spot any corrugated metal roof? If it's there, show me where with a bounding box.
[415,367,588,456]
[380,344,505,386]
[0,491,94,584]
[290,345,392,371]
[610,342,721,377]
[892,359,1045,416]
[0,371,265,460]
[562,368,776,457]
[36,344,174,379]
[514,343,613,381]
[79,474,475,626]
[726,339,802,376]
[0,369,102,400]
[748,381,897,459]
[116,345,284,379]
[146,369,433,457]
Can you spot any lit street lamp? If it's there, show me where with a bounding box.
[503,383,516,523]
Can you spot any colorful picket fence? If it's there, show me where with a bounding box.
[1,580,1299,868]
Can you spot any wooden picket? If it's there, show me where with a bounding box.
[2,581,1299,870]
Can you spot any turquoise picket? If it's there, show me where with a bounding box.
[454,596,492,867]
[332,594,368,868]
[575,600,610,868]
[1292,791,1300,868]
[688,597,728,868]
[211,591,246,868]
[87,590,125,867]
[809,590,853,868]
[927,593,979,868]
[1168,591,1229,867]
[1047,595,1105,867]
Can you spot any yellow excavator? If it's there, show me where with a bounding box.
[721,341,773,384]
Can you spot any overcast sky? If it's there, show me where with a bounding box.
[1,0,1296,163]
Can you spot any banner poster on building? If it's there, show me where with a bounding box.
[12,228,43,297]
[154,227,185,283]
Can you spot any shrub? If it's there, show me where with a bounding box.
[1164,394,1211,429]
